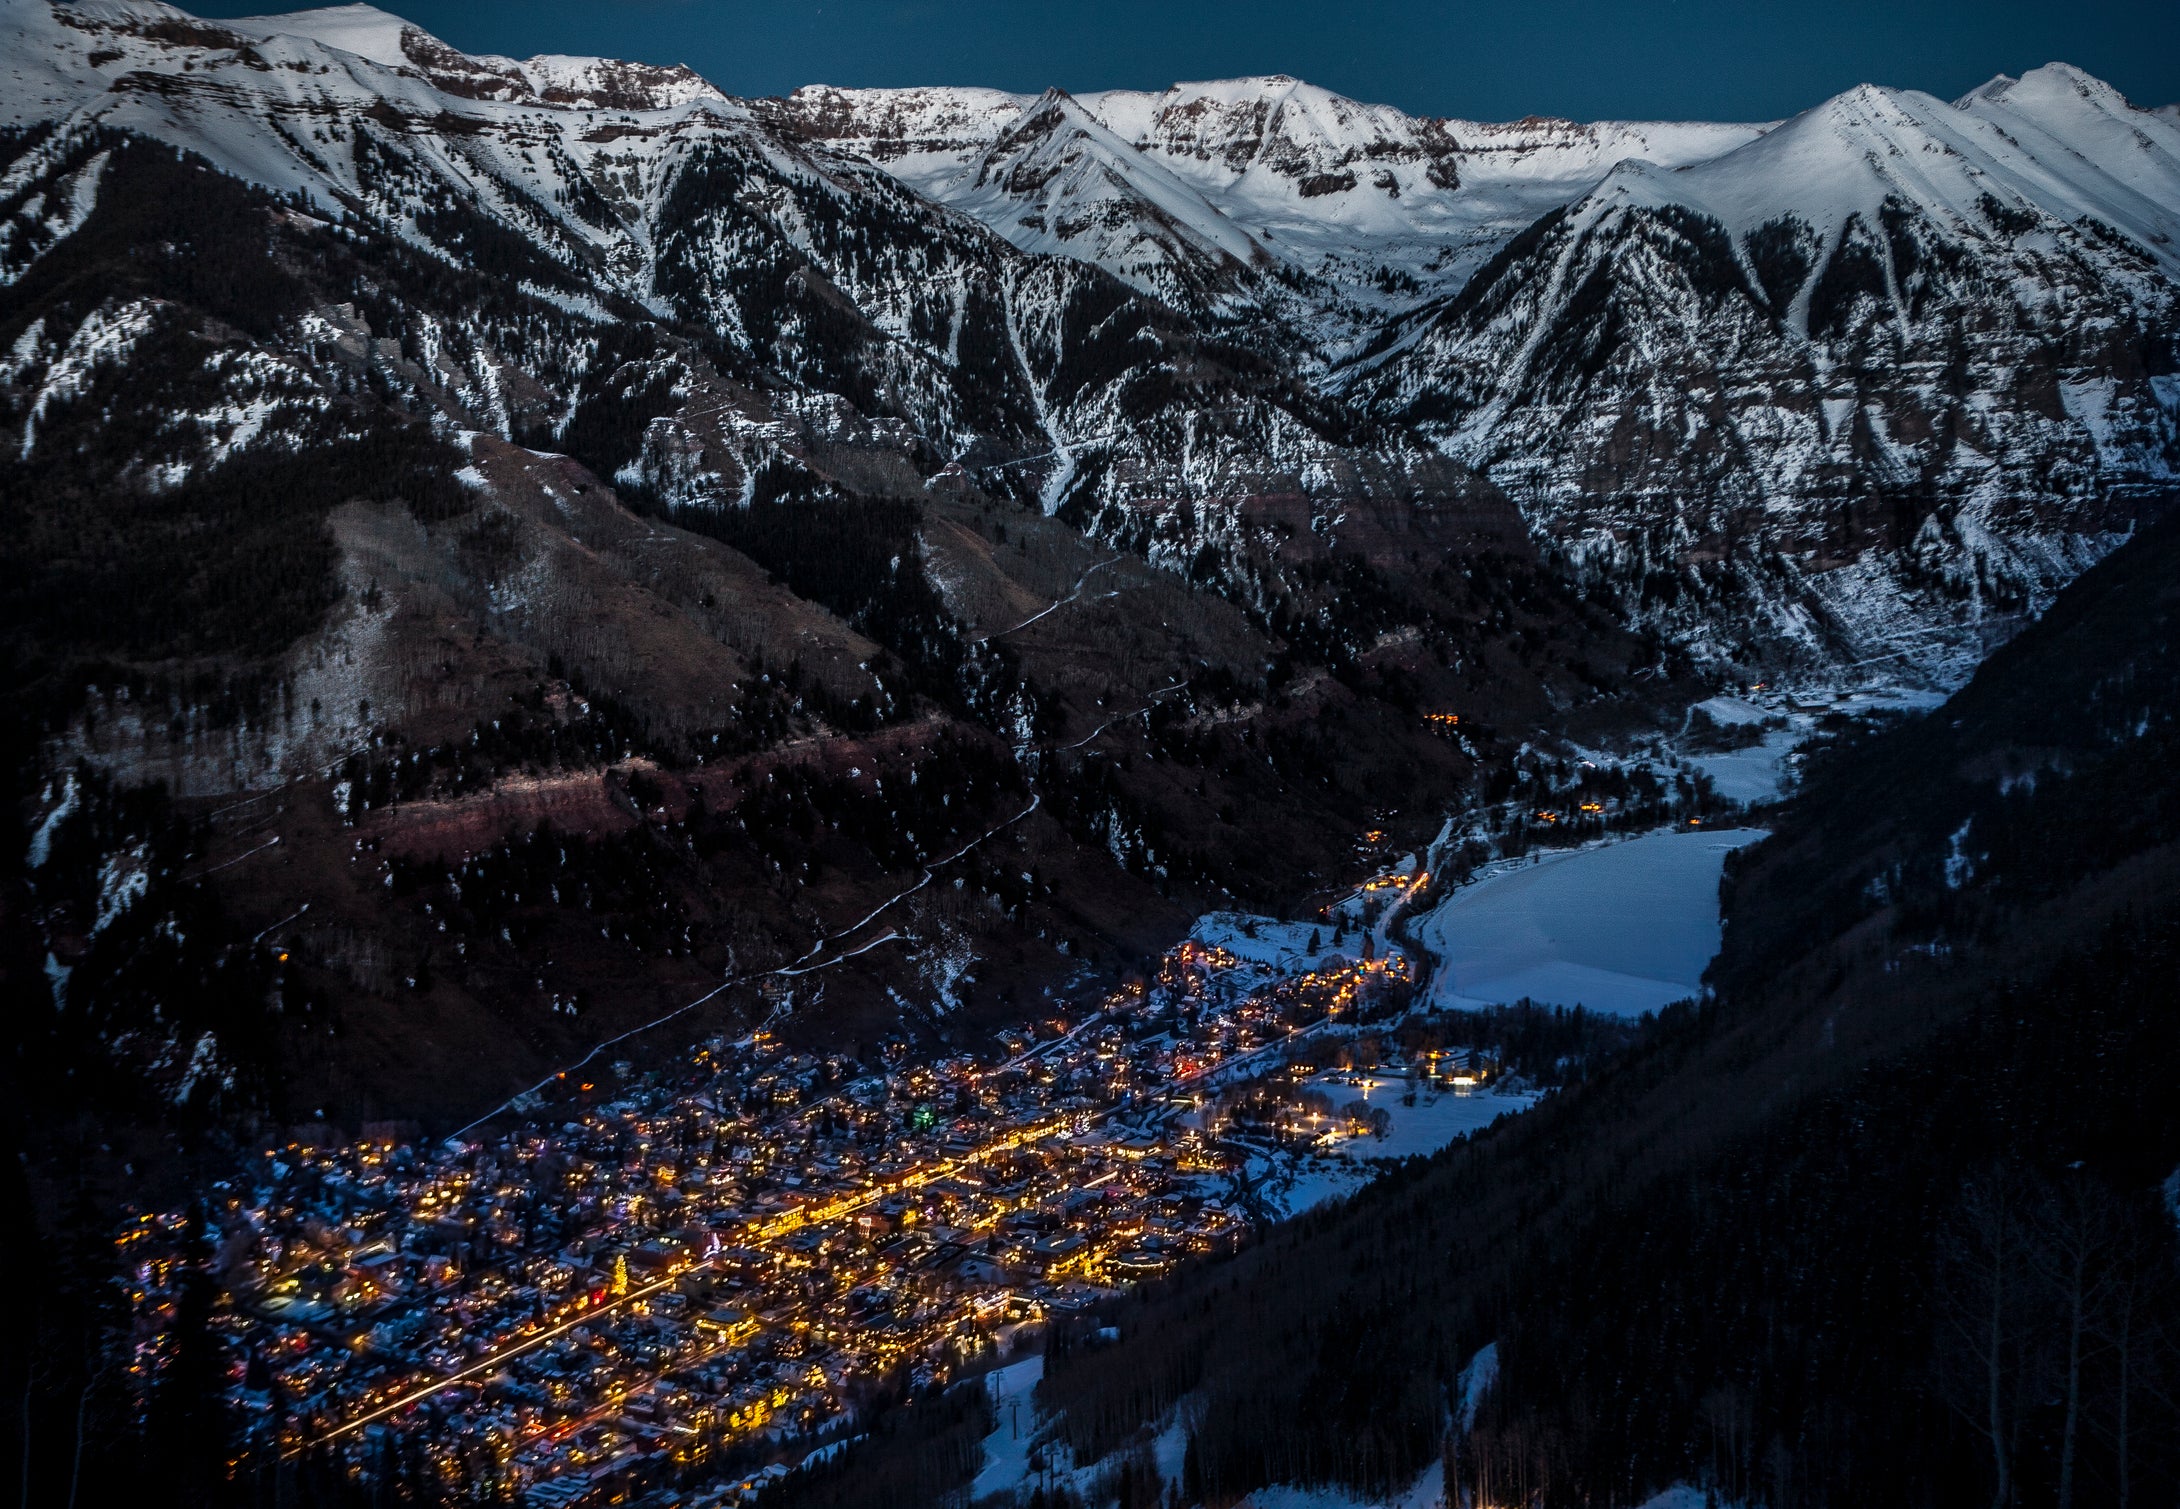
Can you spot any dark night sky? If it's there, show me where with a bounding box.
[195,0,2180,123]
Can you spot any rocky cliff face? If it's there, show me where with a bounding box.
[1344,67,2180,671]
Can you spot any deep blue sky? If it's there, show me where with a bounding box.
[198,0,2180,122]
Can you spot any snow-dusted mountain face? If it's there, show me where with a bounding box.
[772,78,1766,344]
[4,0,1529,590]
[1346,67,2180,669]
[781,69,2180,672]
[10,0,1650,1117]
[4,0,2177,687]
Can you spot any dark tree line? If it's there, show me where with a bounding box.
[755,1370,994,1509]
[1466,912,2180,1509]
[15,764,288,1124]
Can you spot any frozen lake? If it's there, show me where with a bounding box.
[1416,827,1766,1016]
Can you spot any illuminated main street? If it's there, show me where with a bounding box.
[121,878,1448,1507]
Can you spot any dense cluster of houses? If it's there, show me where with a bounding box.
[121,933,1419,1505]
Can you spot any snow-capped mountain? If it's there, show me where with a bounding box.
[1,0,1522,652]
[907,87,1278,324]
[4,0,2178,680]
[1345,64,2180,668]
[779,67,2180,668]
[774,77,1768,343]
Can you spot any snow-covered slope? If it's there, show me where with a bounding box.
[0,0,749,308]
[1084,78,1766,314]
[5,0,2177,681]
[773,77,1768,343]
[226,3,728,107]
[1583,67,2180,273]
[930,88,1274,321]
[1348,65,2180,672]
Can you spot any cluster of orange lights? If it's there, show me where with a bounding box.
[233,882,1439,1468]
[1424,713,1460,727]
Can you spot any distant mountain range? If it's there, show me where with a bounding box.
[8,0,2178,677]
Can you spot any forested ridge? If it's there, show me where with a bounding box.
[789,512,2180,1509]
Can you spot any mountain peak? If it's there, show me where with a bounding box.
[960,76,1273,287]
[1955,72,2020,107]
[985,86,1105,157]
[223,2,434,68]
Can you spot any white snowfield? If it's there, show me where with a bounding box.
[21,1,2176,351]
[1595,65,2180,277]
[1188,911,1355,973]
[1689,730,1803,806]
[813,74,1768,334]
[1684,687,1950,804]
[1682,695,1803,806]
[1419,828,1767,1017]
[969,1356,1049,1504]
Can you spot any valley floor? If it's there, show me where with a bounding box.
[1415,827,1765,1017]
